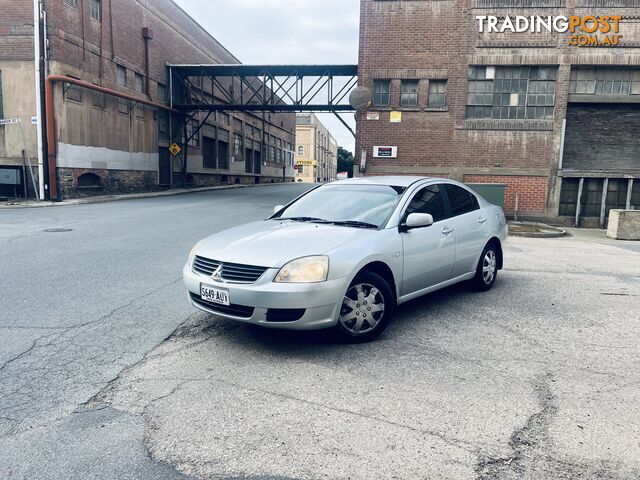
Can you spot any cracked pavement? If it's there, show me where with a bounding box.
[2,184,640,479]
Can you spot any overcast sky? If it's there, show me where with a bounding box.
[173,0,360,152]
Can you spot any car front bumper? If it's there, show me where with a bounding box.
[182,263,351,330]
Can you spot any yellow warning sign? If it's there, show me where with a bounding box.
[169,143,182,156]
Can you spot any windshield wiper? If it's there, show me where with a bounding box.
[329,220,379,229]
[279,217,329,223]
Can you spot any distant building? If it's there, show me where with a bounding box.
[295,114,338,183]
[0,0,295,200]
[356,0,640,226]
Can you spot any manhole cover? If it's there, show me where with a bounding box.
[43,228,73,233]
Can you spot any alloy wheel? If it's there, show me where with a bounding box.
[483,250,497,285]
[339,283,385,335]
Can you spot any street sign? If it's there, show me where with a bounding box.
[0,118,20,126]
[169,143,182,156]
[31,116,38,125]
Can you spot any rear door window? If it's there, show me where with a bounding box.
[445,185,479,217]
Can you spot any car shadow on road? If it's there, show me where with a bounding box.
[221,280,493,355]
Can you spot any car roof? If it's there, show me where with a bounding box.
[329,176,435,188]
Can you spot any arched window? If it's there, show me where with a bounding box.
[77,173,101,188]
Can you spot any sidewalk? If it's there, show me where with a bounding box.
[0,183,282,209]
[563,227,640,253]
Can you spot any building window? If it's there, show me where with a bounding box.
[400,80,419,107]
[233,133,243,157]
[77,172,101,188]
[570,66,640,96]
[298,145,304,156]
[158,110,169,141]
[64,0,77,8]
[559,178,580,217]
[134,73,145,94]
[466,66,557,120]
[89,0,101,22]
[187,120,200,148]
[65,80,82,103]
[297,165,304,174]
[234,118,243,132]
[92,90,105,108]
[428,80,447,108]
[117,99,129,115]
[373,80,391,107]
[218,112,229,126]
[157,83,167,103]
[116,64,127,87]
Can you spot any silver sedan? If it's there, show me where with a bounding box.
[183,177,508,342]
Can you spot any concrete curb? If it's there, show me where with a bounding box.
[508,222,567,238]
[0,183,287,209]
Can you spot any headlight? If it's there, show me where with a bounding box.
[188,241,203,266]
[274,256,329,283]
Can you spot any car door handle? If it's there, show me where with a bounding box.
[442,227,454,235]
[478,217,488,224]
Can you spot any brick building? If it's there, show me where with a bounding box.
[0,0,295,200]
[295,114,338,183]
[356,0,640,226]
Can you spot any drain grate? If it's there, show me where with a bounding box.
[43,228,74,233]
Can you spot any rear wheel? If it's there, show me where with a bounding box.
[472,242,499,291]
[335,271,394,343]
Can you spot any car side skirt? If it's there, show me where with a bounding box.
[397,272,476,305]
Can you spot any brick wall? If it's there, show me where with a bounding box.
[0,0,296,198]
[464,174,548,214]
[0,0,34,61]
[356,0,640,219]
[43,0,295,138]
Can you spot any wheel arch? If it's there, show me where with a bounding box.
[355,261,398,304]
[487,237,504,270]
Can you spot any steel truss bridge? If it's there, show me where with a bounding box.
[167,64,359,137]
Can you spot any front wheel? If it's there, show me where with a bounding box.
[471,243,499,291]
[334,271,395,343]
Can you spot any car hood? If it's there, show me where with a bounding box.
[196,220,377,268]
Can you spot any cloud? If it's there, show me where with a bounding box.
[173,0,359,151]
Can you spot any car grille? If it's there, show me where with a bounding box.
[190,293,255,319]
[193,255,269,283]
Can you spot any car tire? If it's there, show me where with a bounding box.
[334,271,395,343]
[472,242,499,291]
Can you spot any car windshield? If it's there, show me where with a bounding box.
[275,184,405,228]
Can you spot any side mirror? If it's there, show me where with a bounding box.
[401,213,434,232]
[273,205,285,214]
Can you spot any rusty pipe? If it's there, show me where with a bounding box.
[45,75,181,200]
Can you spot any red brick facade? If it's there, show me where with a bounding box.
[464,175,548,215]
[356,0,640,222]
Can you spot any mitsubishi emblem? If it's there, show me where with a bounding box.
[211,264,223,281]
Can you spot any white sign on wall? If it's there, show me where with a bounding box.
[0,117,20,126]
[373,146,398,158]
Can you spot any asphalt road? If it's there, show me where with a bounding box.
[1,184,639,480]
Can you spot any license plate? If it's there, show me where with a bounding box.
[200,284,230,306]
